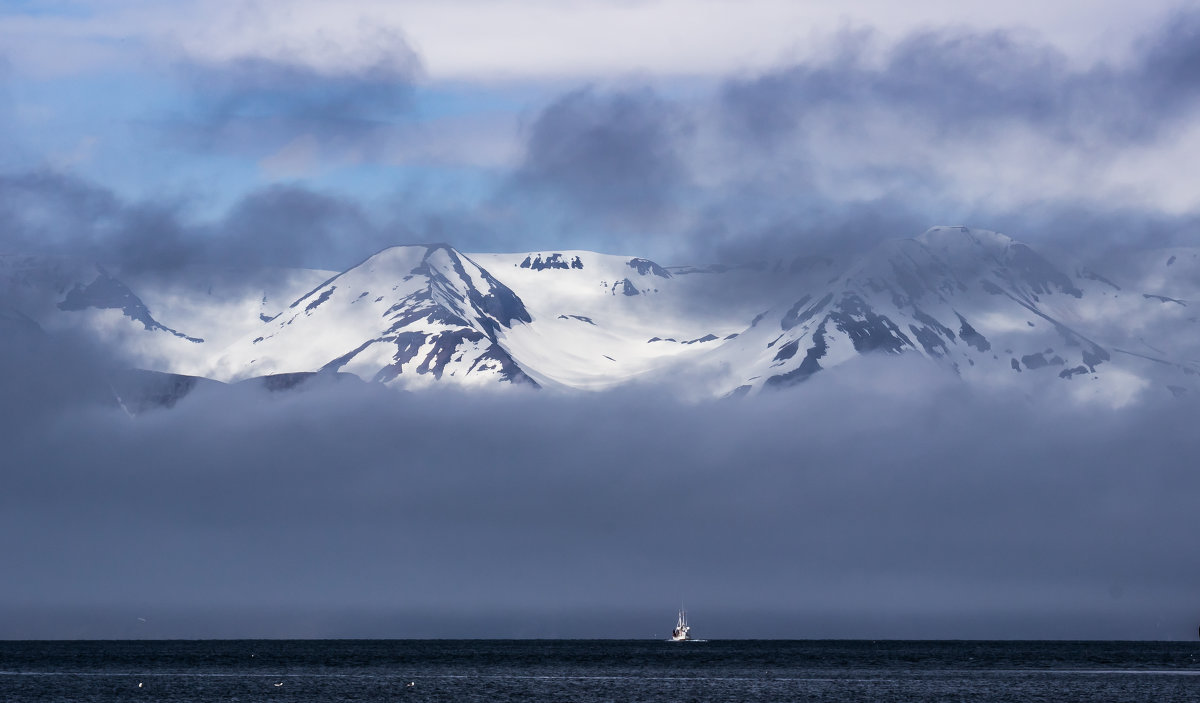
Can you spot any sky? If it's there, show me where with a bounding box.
[2,0,1200,267]
[2,0,1200,639]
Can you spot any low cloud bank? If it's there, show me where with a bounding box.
[3,346,1197,639]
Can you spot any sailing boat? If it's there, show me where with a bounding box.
[670,609,691,641]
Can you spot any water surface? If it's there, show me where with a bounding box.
[2,639,1198,702]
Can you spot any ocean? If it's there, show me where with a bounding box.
[1,639,1198,702]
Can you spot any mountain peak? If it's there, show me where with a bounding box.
[914,226,1014,257]
[3,229,1195,405]
[215,242,535,389]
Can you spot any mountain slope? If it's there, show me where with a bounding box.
[3,229,1196,404]
[699,227,1196,405]
[210,245,536,389]
[466,250,775,390]
[0,254,206,356]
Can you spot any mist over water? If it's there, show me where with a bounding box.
[3,347,1198,640]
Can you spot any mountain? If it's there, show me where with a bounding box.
[3,228,1196,406]
[466,250,774,390]
[697,227,1198,404]
[211,244,535,389]
[0,252,333,376]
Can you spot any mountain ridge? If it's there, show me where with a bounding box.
[3,228,1196,407]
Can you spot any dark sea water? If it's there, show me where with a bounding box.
[1,639,1198,702]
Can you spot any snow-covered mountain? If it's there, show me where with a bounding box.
[212,244,535,388]
[466,250,775,390]
[695,227,1199,405]
[3,227,1196,406]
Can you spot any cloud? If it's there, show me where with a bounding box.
[455,10,1200,265]
[216,184,395,269]
[1,349,1197,638]
[0,308,121,429]
[130,0,1188,82]
[258,133,322,178]
[0,170,163,258]
[6,6,1199,278]
[169,28,422,159]
[0,172,409,275]
[7,8,1199,267]
[719,14,1200,150]
[657,11,1200,263]
[973,202,1200,261]
[1138,7,1200,107]
[503,87,692,233]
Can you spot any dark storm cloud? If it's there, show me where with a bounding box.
[171,31,422,153]
[504,87,692,230]
[1,349,1198,639]
[0,172,407,275]
[720,10,1200,149]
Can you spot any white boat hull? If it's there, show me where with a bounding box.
[670,609,691,641]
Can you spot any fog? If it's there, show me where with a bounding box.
[2,337,1197,639]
